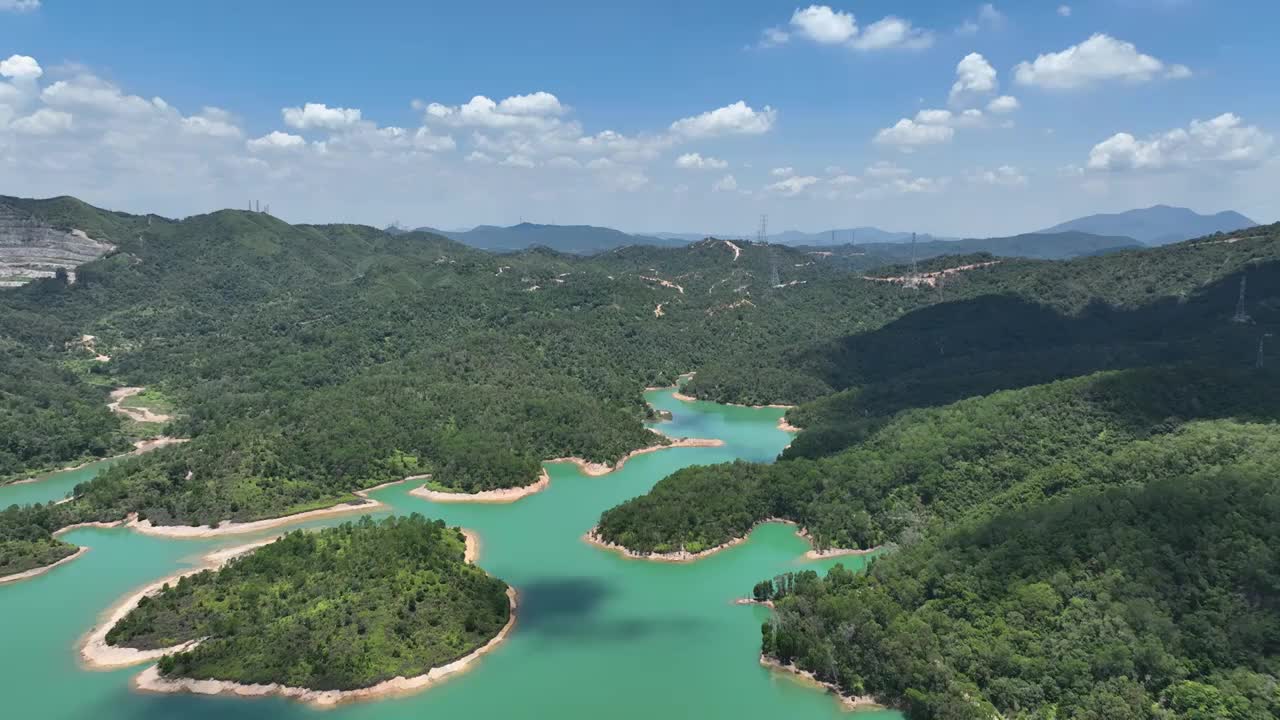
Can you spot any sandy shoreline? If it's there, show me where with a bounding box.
[777,418,801,433]
[671,390,796,411]
[4,436,187,488]
[0,547,90,585]
[131,585,518,708]
[126,479,404,539]
[585,519,877,564]
[548,437,724,477]
[760,655,883,711]
[410,469,551,504]
[80,537,280,669]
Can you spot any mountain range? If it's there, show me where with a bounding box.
[391,205,1257,257]
[1037,205,1257,246]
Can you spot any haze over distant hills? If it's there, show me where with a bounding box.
[1038,205,1257,246]
[382,204,1259,258]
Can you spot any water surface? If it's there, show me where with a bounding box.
[0,388,902,719]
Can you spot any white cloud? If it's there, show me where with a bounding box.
[758,27,791,48]
[969,165,1027,186]
[424,92,566,130]
[670,101,776,137]
[0,0,40,12]
[781,5,932,51]
[181,108,242,138]
[496,91,565,116]
[247,131,306,152]
[675,152,727,169]
[874,118,954,149]
[865,160,911,179]
[10,108,71,135]
[501,154,535,168]
[282,102,362,130]
[411,127,455,152]
[950,52,997,103]
[1057,5,1072,16]
[546,155,581,169]
[41,76,157,115]
[1014,34,1189,89]
[586,157,614,170]
[851,17,933,51]
[770,166,794,177]
[828,174,859,185]
[987,95,1019,113]
[978,3,1004,25]
[712,174,738,192]
[1087,113,1274,172]
[604,169,649,192]
[790,5,858,44]
[915,108,953,125]
[466,151,494,164]
[767,175,819,196]
[0,54,41,81]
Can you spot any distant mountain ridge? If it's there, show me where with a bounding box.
[392,222,682,254]
[1038,205,1256,246]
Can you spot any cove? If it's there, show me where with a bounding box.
[0,387,903,719]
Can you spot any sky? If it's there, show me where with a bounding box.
[1,0,1277,237]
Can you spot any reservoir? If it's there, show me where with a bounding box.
[0,387,902,719]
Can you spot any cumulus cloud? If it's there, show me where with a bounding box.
[770,166,794,177]
[675,152,727,169]
[850,17,933,51]
[712,174,738,192]
[41,75,159,115]
[0,54,41,81]
[875,118,955,149]
[780,5,932,51]
[864,161,911,179]
[10,108,71,135]
[828,174,859,185]
[1057,5,1072,16]
[790,5,857,44]
[1087,113,1274,171]
[247,131,306,152]
[670,101,776,137]
[283,102,362,130]
[181,108,242,138]
[1014,34,1190,89]
[0,0,40,12]
[987,95,1019,113]
[950,53,998,103]
[969,165,1027,186]
[422,92,566,130]
[766,175,819,196]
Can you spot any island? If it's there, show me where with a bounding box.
[100,515,513,705]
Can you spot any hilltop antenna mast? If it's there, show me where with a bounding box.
[756,214,768,244]
[908,232,919,288]
[1232,275,1253,323]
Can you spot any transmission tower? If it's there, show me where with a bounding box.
[1258,333,1272,369]
[1232,275,1253,323]
[756,214,768,244]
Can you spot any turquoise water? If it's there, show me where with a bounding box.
[0,457,122,509]
[0,389,902,719]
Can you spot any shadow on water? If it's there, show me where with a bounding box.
[514,576,707,644]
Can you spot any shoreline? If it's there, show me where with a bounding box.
[584,519,878,564]
[125,479,405,539]
[80,537,281,669]
[410,469,550,504]
[3,436,187,489]
[760,655,883,711]
[0,546,89,585]
[582,517,800,563]
[548,436,724,477]
[131,586,518,708]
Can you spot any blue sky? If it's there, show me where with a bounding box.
[1,0,1277,236]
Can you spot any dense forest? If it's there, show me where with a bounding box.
[106,515,511,691]
[757,470,1280,719]
[596,367,1280,554]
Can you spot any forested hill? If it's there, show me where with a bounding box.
[1,195,1278,578]
[761,469,1280,718]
